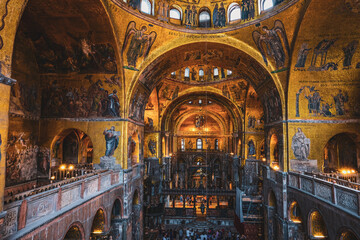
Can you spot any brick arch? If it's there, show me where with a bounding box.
[112,197,124,218]
[63,221,86,240]
[337,227,360,240]
[132,188,141,207]
[90,206,109,234]
[288,200,303,223]
[307,209,329,239]
[267,188,277,208]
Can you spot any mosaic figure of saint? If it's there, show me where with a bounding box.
[253,20,290,70]
[122,21,157,69]
[332,90,348,116]
[218,2,226,27]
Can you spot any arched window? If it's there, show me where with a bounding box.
[171,71,176,78]
[199,69,204,77]
[197,139,203,150]
[140,0,152,15]
[170,8,181,20]
[181,139,185,151]
[263,0,274,11]
[228,3,241,23]
[215,139,219,150]
[199,10,211,28]
[184,67,190,77]
[309,211,328,239]
[213,68,219,76]
[227,69,232,76]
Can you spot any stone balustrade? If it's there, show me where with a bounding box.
[4,170,104,205]
[1,167,138,239]
[313,172,360,186]
[288,171,360,217]
[263,165,360,217]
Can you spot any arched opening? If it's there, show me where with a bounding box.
[169,5,182,25]
[7,0,118,189]
[338,230,359,240]
[128,41,279,234]
[228,3,241,23]
[199,9,211,28]
[170,8,181,20]
[263,0,274,11]
[63,223,85,240]
[132,190,141,240]
[267,190,277,239]
[288,201,305,239]
[309,211,328,239]
[91,208,107,238]
[196,138,203,150]
[110,199,123,239]
[289,201,302,223]
[51,129,93,166]
[324,133,358,173]
[140,0,152,15]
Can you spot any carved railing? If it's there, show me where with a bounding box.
[1,169,127,239]
[305,172,360,187]
[288,172,360,216]
[4,170,103,205]
[262,165,360,217]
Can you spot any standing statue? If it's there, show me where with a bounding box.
[122,21,157,69]
[148,139,157,156]
[252,20,290,70]
[103,126,120,156]
[248,140,256,157]
[291,128,310,160]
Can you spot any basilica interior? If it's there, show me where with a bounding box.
[0,0,359,239]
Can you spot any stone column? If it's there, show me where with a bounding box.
[0,74,16,222]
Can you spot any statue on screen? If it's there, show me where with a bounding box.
[291,128,310,160]
[103,126,121,156]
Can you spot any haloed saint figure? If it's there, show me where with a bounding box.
[103,126,120,156]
